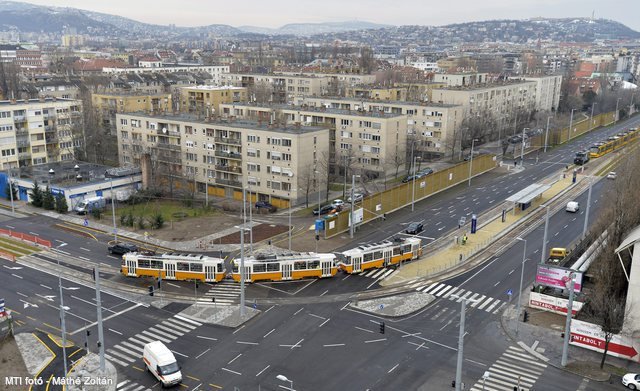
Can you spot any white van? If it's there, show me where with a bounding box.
[566,201,580,213]
[143,341,182,387]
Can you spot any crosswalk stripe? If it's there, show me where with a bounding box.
[485,368,536,385]
[108,348,136,362]
[120,384,139,391]
[382,269,398,280]
[174,315,202,327]
[133,333,156,344]
[417,283,436,292]
[477,297,493,310]
[152,323,185,337]
[456,290,474,302]
[423,283,442,294]
[116,380,130,388]
[203,292,239,297]
[379,269,395,280]
[470,295,485,307]
[504,349,536,361]
[434,285,454,297]
[104,353,129,367]
[501,352,547,369]
[493,302,507,314]
[442,287,460,298]
[142,330,172,343]
[485,300,501,312]
[120,341,144,353]
[161,320,192,333]
[467,293,480,303]
[371,269,387,279]
[494,361,542,379]
[148,327,179,340]
[112,345,139,358]
[484,375,532,389]
[428,284,448,295]
[362,269,378,277]
[127,337,148,348]
[131,386,147,391]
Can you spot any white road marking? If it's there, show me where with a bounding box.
[236,341,259,345]
[40,284,52,290]
[365,338,387,343]
[323,344,345,347]
[11,273,23,279]
[108,328,123,335]
[227,353,242,364]
[196,335,218,341]
[263,329,275,338]
[256,365,270,377]
[221,368,241,376]
[80,247,91,252]
[388,364,399,373]
[355,326,374,333]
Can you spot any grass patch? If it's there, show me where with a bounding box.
[0,237,40,254]
[104,200,217,223]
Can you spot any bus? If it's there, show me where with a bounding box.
[230,252,338,283]
[121,252,225,282]
[337,237,422,274]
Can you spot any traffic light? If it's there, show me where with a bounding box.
[315,234,320,241]
[92,268,96,280]
[211,297,216,303]
[379,321,385,334]
[148,286,154,296]
[523,310,529,323]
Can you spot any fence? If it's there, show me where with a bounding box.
[0,228,52,248]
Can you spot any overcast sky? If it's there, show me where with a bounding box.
[18,0,640,32]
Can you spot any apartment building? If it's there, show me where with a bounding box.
[220,73,332,102]
[432,72,489,87]
[103,65,229,86]
[178,85,247,116]
[523,75,562,112]
[0,98,84,169]
[219,103,408,178]
[294,97,463,159]
[92,92,173,135]
[116,113,329,207]
[345,86,408,101]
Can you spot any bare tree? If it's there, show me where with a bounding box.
[297,163,316,208]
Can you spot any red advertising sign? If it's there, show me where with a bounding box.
[536,265,583,292]
[571,319,640,362]
[529,292,583,316]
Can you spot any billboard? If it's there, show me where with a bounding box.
[529,291,583,316]
[535,264,583,293]
[571,319,639,362]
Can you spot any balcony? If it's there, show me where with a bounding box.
[214,137,241,145]
[45,136,58,144]
[13,115,26,122]
[18,152,30,159]
[154,143,181,151]
[215,165,242,174]
[215,150,242,159]
[216,178,242,188]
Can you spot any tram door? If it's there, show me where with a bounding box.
[282,263,292,280]
[383,250,392,267]
[126,259,137,276]
[166,262,176,279]
[353,256,362,273]
[321,261,332,277]
[244,265,252,282]
[205,265,216,282]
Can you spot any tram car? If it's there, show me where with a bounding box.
[121,252,226,282]
[337,237,422,274]
[230,252,338,283]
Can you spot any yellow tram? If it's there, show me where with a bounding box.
[121,252,226,282]
[337,237,422,273]
[230,252,338,282]
[589,127,638,158]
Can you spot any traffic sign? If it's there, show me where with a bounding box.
[379,304,384,310]
[507,289,513,296]
[83,219,89,227]
[0,298,4,313]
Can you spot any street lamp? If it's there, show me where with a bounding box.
[590,102,598,130]
[4,158,15,215]
[411,155,421,211]
[544,116,552,153]
[631,93,636,117]
[452,295,481,391]
[515,237,527,336]
[615,97,622,122]
[568,109,576,141]
[520,128,529,167]
[288,196,292,251]
[315,169,320,253]
[350,174,360,238]
[276,374,294,391]
[467,139,478,187]
[109,178,117,242]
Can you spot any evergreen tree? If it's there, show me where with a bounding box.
[29,180,43,207]
[4,180,17,201]
[42,185,55,210]
[55,193,68,213]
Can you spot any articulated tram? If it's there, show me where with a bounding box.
[337,237,422,273]
[589,127,639,158]
[121,252,226,282]
[230,252,338,282]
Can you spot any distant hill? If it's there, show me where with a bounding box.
[239,21,391,36]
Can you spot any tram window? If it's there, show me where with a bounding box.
[373,251,383,259]
[401,245,411,253]
[190,263,203,273]
[253,264,266,273]
[294,261,307,270]
[232,264,239,273]
[217,264,223,273]
[363,253,373,262]
[150,260,163,269]
[393,247,401,256]
[344,256,352,265]
[266,262,279,272]
[138,259,151,268]
[308,260,319,269]
[177,262,190,271]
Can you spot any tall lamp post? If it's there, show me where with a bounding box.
[515,237,527,336]
[288,196,292,251]
[568,109,576,141]
[590,102,598,130]
[452,295,481,391]
[411,156,421,211]
[315,169,320,253]
[615,97,622,122]
[467,139,478,187]
[520,128,529,166]
[109,178,117,242]
[631,93,636,117]
[5,158,15,215]
[350,174,360,238]
[544,116,552,153]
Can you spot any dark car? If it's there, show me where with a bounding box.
[402,173,425,183]
[108,242,138,255]
[418,167,434,176]
[313,204,340,216]
[255,201,277,212]
[406,222,424,235]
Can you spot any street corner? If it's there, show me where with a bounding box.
[14,332,55,377]
[350,291,436,317]
[66,353,118,391]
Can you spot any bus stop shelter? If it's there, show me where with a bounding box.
[506,183,551,212]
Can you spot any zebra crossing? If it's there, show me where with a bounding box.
[355,267,399,281]
[468,345,547,391]
[104,315,202,367]
[416,282,507,314]
[116,379,150,391]
[198,280,241,305]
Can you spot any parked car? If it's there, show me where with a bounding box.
[402,173,426,183]
[566,201,580,213]
[347,193,364,203]
[331,199,345,208]
[108,242,138,255]
[417,167,434,176]
[606,171,617,180]
[255,201,277,212]
[622,373,640,389]
[406,222,424,235]
[313,204,340,216]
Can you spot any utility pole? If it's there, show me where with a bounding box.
[561,275,576,366]
[239,189,246,317]
[467,139,476,187]
[5,158,14,215]
[288,198,292,251]
[615,98,621,122]
[582,177,593,239]
[349,174,359,238]
[412,155,421,210]
[57,259,68,376]
[248,185,253,254]
[454,298,466,391]
[568,109,575,141]
[590,103,598,130]
[540,206,550,264]
[520,128,529,166]
[515,238,527,336]
[95,265,105,371]
[110,179,117,242]
[544,116,551,153]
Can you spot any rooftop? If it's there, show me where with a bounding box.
[123,112,328,134]
[9,161,139,189]
[226,102,407,119]
[180,85,245,91]
[0,98,78,107]
[299,96,460,108]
